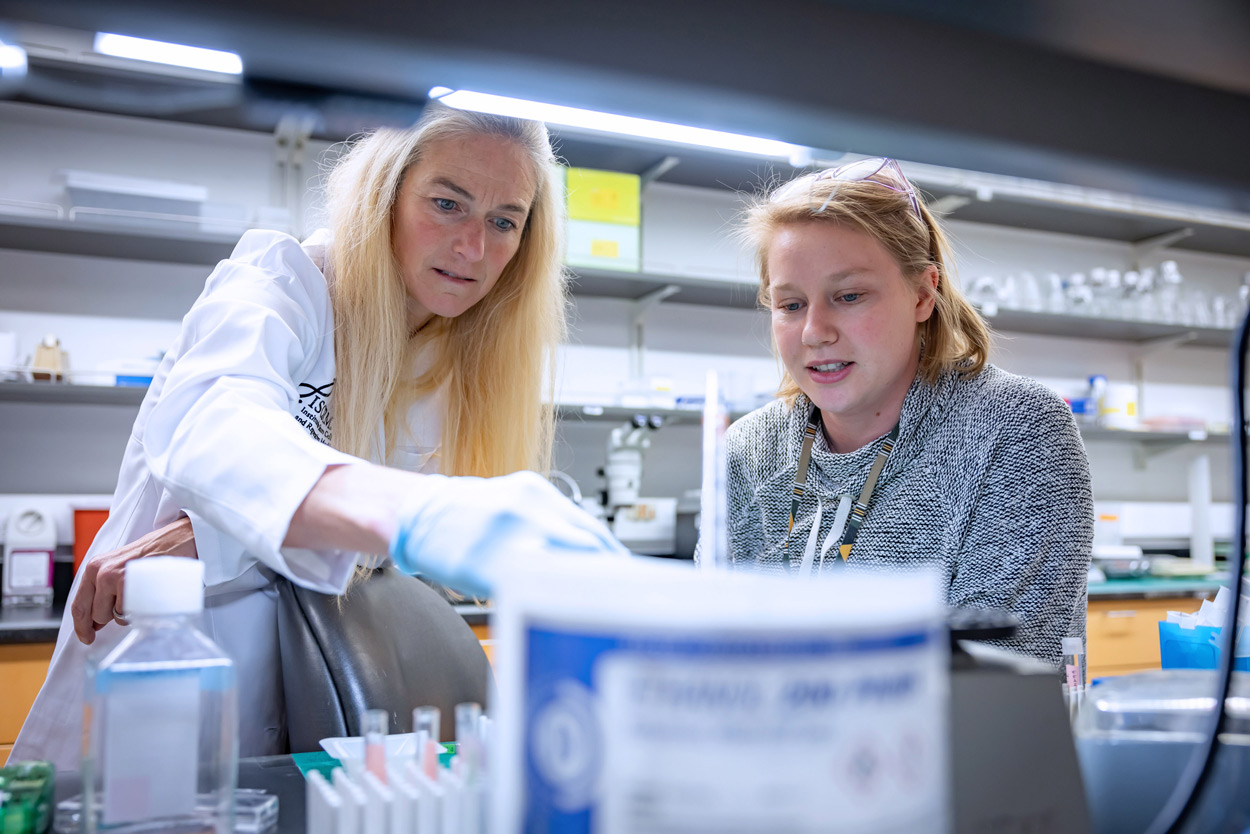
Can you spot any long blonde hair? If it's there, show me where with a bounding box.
[323,106,566,475]
[741,166,990,407]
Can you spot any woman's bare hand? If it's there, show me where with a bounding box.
[71,515,198,645]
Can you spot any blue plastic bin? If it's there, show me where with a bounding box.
[1158,621,1250,671]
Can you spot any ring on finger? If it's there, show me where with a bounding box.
[113,606,129,626]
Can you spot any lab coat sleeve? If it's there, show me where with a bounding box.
[950,390,1093,666]
[144,233,361,593]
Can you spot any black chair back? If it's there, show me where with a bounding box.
[276,567,490,751]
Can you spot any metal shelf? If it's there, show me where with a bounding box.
[0,211,766,308]
[568,266,760,309]
[1079,425,1231,469]
[0,381,147,405]
[0,212,240,265]
[0,383,760,424]
[1079,426,1229,445]
[0,211,1241,322]
[556,402,753,425]
[980,306,1232,348]
[556,135,1250,260]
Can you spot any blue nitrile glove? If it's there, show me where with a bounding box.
[389,470,629,597]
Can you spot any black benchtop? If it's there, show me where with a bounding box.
[0,604,63,644]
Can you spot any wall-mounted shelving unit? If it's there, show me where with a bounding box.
[0,211,240,266]
[1,382,1228,453]
[0,382,752,424]
[0,381,147,405]
[977,306,1232,348]
[0,210,1241,336]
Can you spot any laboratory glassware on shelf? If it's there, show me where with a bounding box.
[971,259,1237,331]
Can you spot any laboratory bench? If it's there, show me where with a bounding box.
[1086,574,1227,681]
[50,755,314,834]
[1,576,1232,764]
[0,604,63,644]
[1087,575,1227,601]
[0,602,493,766]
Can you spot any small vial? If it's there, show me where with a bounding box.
[413,705,441,779]
[413,705,441,744]
[361,708,388,784]
[1062,636,1086,693]
[455,702,483,784]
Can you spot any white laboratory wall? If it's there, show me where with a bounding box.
[0,101,1243,515]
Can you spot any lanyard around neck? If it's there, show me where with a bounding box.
[786,405,901,562]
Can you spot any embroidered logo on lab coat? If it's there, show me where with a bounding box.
[295,380,333,446]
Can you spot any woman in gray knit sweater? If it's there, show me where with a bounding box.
[702,158,1093,666]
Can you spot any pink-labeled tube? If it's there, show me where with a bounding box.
[362,708,388,784]
[423,738,441,782]
[1062,637,1086,692]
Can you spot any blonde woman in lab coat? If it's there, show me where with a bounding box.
[702,159,1093,666]
[15,105,625,769]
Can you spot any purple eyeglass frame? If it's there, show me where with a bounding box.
[812,157,921,217]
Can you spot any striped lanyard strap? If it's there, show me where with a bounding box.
[785,405,901,561]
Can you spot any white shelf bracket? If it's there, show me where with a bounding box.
[639,156,681,190]
[1130,331,1197,423]
[1130,227,1194,270]
[628,284,681,379]
[273,115,316,235]
[928,195,972,217]
[1132,437,1190,470]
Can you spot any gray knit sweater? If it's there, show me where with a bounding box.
[696,364,1093,665]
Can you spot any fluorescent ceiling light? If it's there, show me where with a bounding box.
[0,43,26,72]
[429,87,804,160]
[93,32,242,75]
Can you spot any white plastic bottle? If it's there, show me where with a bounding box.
[83,557,238,834]
[1084,375,1107,427]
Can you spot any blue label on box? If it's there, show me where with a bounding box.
[521,624,939,834]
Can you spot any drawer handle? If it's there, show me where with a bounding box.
[1105,611,1138,618]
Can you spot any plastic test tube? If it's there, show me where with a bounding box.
[455,702,483,782]
[413,705,442,780]
[455,702,485,833]
[1062,636,1086,694]
[362,708,389,785]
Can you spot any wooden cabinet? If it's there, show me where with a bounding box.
[1087,596,1208,681]
[470,623,495,667]
[0,642,54,765]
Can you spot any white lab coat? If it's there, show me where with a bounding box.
[13,230,445,771]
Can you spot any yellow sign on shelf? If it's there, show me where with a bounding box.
[566,168,641,226]
[567,219,639,272]
[590,239,620,259]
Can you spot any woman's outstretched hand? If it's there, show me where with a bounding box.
[389,470,629,597]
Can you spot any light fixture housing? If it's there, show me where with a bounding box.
[93,32,243,76]
[0,38,27,95]
[429,87,807,162]
[0,42,27,72]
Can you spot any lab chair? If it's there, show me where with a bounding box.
[276,566,490,752]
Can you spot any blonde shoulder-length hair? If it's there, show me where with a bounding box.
[740,165,991,408]
[323,105,566,476]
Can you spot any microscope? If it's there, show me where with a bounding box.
[597,415,677,556]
